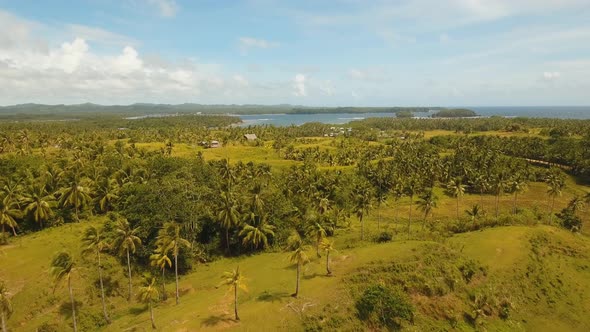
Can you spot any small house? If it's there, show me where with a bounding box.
[210,140,221,148]
[244,134,257,141]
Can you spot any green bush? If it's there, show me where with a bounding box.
[355,285,414,330]
[376,232,393,243]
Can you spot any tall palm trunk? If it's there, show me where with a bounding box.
[316,237,321,258]
[326,251,332,276]
[513,192,518,214]
[161,268,167,300]
[495,194,500,219]
[407,195,413,237]
[149,301,156,329]
[1,311,6,332]
[456,197,460,219]
[126,248,132,301]
[97,251,110,323]
[68,275,78,332]
[234,284,240,321]
[293,262,300,298]
[225,228,231,254]
[550,196,556,223]
[359,215,364,241]
[377,197,381,232]
[174,248,179,305]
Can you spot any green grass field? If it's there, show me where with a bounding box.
[3,215,590,331]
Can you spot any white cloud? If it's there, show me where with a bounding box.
[348,68,389,82]
[543,71,561,80]
[233,74,249,87]
[146,0,178,17]
[318,80,335,96]
[238,37,279,54]
[293,74,306,96]
[439,33,450,43]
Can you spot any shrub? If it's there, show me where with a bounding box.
[557,207,582,232]
[356,285,414,330]
[375,232,393,243]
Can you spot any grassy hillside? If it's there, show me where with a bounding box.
[2,220,590,331]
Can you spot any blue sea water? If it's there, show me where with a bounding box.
[237,107,590,127]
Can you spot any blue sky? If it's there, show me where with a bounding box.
[0,0,589,106]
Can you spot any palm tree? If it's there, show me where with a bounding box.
[94,177,119,213]
[113,218,142,301]
[351,183,373,241]
[216,191,240,253]
[491,174,508,219]
[465,204,482,222]
[0,282,13,332]
[510,177,528,214]
[567,196,586,215]
[319,238,336,276]
[23,184,55,229]
[59,174,92,221]
[239,213,275,250]
[305,221,327,257]
[219,266,248,321]
[288,232,311,298]
[546,169,566,223]
[150,251,171,301]
[404,177,420,237]
[447,179,465,219]
[417,189,438,229]
[137,278,159,330]
[50,251,77,332]
[0,196,21,239]
[81,226,110,324]
[156,222,190,305]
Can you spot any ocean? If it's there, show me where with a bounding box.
[237,106,590,127]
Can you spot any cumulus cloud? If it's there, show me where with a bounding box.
[293,74,306,96]
[146,0,178,18]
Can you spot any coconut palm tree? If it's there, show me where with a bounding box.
[239,213,275,250]
[156,222,190,305]
[150,251,171,301]
[351,183,373,241]
[23,184,55,229]
[113,218,142,301]
[305,221,327,257]
[0,196,21,239]
[81,226,111,324]
[50,251,77,332]
[546,169,566,223]
[447,178,466,219]
[319,238,336,276]
[216,191,240,254]
[59,173,92,222]
[137,278,159,330]
[417,189,438,229]
[94,177,119,213]
[218,266,247,321]
[0,281,13,332]
[510,176,528,214]
[288,232,311,298]
[465,204,482,222]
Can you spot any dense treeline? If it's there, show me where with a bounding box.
[351,116,590,136]
[1,114,589,331]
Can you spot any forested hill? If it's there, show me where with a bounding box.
[0,103,444,119]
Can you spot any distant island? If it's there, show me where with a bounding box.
[432,108,478,118]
